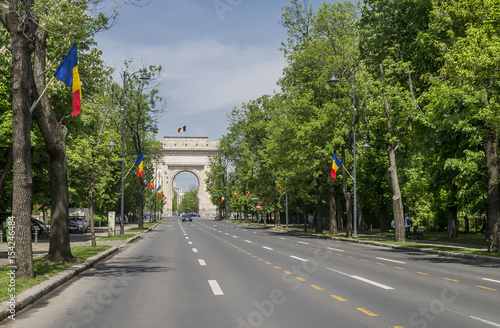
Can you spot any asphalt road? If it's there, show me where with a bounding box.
[4,217,500,328]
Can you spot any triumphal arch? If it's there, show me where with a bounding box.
[156,137,219,217]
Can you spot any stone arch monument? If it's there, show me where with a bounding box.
[156,137,219,217]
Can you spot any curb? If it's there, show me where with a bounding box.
[281,229,500,264]
[0,222,161,321]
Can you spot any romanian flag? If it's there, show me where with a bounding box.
[147,180,154,190]
[331,153,343,179]
[247,191,251,197]
[221,195,226,202]
[273,177,282,190]
[233,193,238,197]
[54,43,81,117]
[163,196,167,200]
[135,152,144,178]
[178,125,186,132]
[157,185,162,195]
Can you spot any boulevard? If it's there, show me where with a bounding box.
[4,217,500,328]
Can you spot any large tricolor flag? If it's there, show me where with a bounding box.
[331,153,343,179]
[134,152,144,178]
[54,43,82,117]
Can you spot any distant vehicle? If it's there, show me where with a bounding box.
[68,208,89,233]
[182,213,193,222]
[187,212,200,217]
[31,218,46,235]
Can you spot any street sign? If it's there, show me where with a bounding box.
[256,205,261,210]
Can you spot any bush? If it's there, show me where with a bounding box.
[93,214,108,227]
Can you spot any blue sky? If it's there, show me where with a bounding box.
[94,0,294,190]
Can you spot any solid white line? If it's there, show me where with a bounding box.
[482,278,500,284]
[327,268,394,290]
[376,257,406,264]
[245,240,252,243]
[198,259,207,266]
[327,247,344,252]
[262,246,274,251]
[469,316,500,327]
[208,280,224,295]
[192,248,198,253]
[289,255,308,262]
[297,241,309,245]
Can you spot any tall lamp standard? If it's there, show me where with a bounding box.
[120,70,150,237]
[328,71,359,237]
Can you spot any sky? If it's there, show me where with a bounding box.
[94,0,294,190]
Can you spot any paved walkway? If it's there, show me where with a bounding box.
[0,225,141,267]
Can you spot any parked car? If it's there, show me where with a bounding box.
[182,213,193,222]
[31,218,46,235]
[188,212,200,217]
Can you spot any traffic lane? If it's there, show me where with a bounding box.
[187,220,403,328]
[5,221,240,328]
[197,222,500,328]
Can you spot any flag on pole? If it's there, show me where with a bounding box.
[221,195,226,202]
[247,191,251,197]
[331,153,343,179]
[134,152,144,178]
[147,180,154,189]
[54,43,82,117]
[233,193,238,197]
[163,196,167,200]
[178,125,186,132]
[273,177,282,190]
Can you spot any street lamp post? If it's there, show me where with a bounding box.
[329,71,358,237]
[120,70,150,237]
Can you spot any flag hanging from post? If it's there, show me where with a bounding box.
[233,193,238,197]
[221,195,226,202]
[331,153,343,179]
[247,191,251,197]
[135,152,144,178]
[54,43,82,117]
[147,180,154,189]
[273,177,283,190]
[178,125,186,132]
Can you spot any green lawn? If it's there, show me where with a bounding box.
[0,245,111,301]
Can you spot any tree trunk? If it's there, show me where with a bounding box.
[358,206,367,231]
[341,150,353,237]
[32,30,75,262]
[10,27,35,280]
[262,203,267,225]
[484,131,500,252]
[328,183,337,234]
[379,207,389,233]
[315,177,324,233]
[388,146,405,242]
[300,200,307,232]
[274,204,281,228]
[336,192,343,232]
[89,157,97,247]
[447,204,458,239]
[464,215,470,234]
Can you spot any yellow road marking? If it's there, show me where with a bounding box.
[283,271,292,274]
[394,267,406,270]
[296,277,307,281]
[376,262,386,266]
[361,259,369,262]
[258,258,264,261]
[311,285,324,291]
[336,253,343,256]
[476,285,498,291]
[265,262,272,265]
[347,256,355,259]
[443,278,459,282]
[330,295,347,301]
[416,272,430,275]
[357,308,378,316]
[273,266,281,269]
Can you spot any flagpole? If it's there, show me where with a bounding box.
[342,165,355,181]
[30,76,56,114]
[124,162,136,179]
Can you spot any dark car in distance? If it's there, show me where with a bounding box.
[181,213,193,222]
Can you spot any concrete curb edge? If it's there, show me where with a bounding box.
[0,221,162,321]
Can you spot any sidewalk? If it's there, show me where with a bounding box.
[0,224,140,267]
